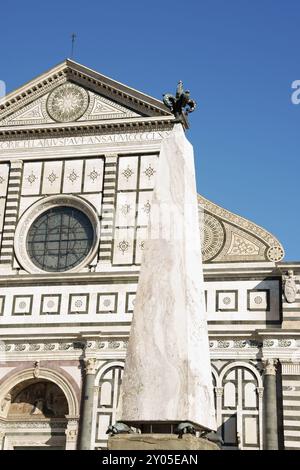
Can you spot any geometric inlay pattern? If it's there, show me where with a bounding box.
[216,291,238,312]
[12,295,33,315]
[96,293,118,314]
[41,294,61,315]
[247,290,270,311]
[68,293,89,314]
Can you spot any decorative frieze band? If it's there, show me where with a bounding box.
[0,339,129,354]
[209,339,296,349]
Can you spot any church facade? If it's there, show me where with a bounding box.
[0,60,299,450]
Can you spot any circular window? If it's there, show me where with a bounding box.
[14,195,100,274]
[26,206,94,272]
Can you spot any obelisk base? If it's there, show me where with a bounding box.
[108,434,220,451]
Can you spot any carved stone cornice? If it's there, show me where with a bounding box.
[0,116,174,140]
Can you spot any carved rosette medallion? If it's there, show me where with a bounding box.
[267,245,284,262]
[201,213,225,261]
[46,83,89,122]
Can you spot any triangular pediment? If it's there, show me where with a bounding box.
[0,60,172,128]
[0,85,140,126]
[198,195,284,263]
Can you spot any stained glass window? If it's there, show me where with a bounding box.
[26,206,94,272]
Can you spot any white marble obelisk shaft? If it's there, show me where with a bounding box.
[119,124,216,431]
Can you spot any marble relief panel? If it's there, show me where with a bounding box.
[84,158,104,192]
[139,154,158,189]
[135,227,147,264]
[117,156,138,191]
[136,191,152,226]
[63,159,83,193]
[115,192,137,227]
[21,162,42,195]
[113,228,135,265]
[42,161,63,194]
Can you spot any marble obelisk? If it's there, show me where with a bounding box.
[118,123,216,431]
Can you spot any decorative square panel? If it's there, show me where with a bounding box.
[137,191,153,226]
[117,156,138,191]
[42,161,63,194]
[115,192,137,227]
[216,291,238,312]
[247,290,270,311]
[40,294,61,315]
[97,293,118,314]
[125,292,136,313]
[135,227,147,265]
[139,154,158,189]
[83,158,104,192]
[0,296,5,315]
[68,294,89,314]
[112,228,135,265]
[12,295,33,315]
[63,159,84,194]
[22,161,42,195]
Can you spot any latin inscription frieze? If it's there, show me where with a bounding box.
[0,131,170,151]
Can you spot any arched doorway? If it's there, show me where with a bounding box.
[0,376,77,450]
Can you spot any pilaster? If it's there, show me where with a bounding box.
[97,153,118,269]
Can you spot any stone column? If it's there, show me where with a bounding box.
[78,358,98,450]
[263,359,278,450]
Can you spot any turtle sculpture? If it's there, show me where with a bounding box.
[106,422,134,436]
[200,430,224,447]
[174,422,196,439]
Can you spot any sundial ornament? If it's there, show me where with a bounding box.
[163,81,196,127]
[47,83,89,122]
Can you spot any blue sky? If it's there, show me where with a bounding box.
[0,0,299,260]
